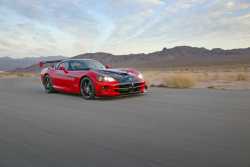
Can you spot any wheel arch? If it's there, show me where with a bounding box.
[79,75,96,99]
[79,72,97,88]
[42,73,49,84]
[79,75,89,87]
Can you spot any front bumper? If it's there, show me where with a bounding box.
[95,81,146,97]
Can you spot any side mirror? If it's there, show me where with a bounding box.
[105,64,112,69]
[39,61,44,68]
[59,66,68,73]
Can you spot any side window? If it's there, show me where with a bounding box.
[56,62,69,70]
[69,61,88,71]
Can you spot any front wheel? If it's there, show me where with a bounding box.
[43,75,55,93]
[80,77,95,100]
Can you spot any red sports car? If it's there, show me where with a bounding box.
[40,59,147,99]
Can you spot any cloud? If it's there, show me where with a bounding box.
[0,0,249,57]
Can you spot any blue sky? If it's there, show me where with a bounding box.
[0,0,250,58]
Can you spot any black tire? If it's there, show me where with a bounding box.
[43,75,55,93]
[80,77,95,100]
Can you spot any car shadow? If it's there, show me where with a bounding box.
[39,89,146,101]
[95,93,146,101]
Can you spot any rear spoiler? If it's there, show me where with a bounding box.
[39,60,63,68]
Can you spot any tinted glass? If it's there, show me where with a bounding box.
[69,60,105,71]
[57,62,69,70]
[69,61,89,71]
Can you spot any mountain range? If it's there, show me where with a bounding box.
[1,46,250,72]
[0,56,65,71]
[73,46,250,68]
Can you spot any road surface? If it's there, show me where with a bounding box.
[0,78,250,167]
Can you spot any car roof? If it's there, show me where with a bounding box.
[59,58,99,63]
[62,58,97,62]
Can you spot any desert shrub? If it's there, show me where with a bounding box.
[207,85,216,89]
[0,72,37,78]
[16,73,25,77]
[0,72,11,77]
[164,74,196,88]
[236,73,248,81]
[243,66,248,72]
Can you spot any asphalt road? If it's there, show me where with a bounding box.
[0,78,250,167]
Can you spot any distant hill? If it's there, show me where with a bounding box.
[0,56,65,71]
[73,46,250,68]
[8,46,250,72]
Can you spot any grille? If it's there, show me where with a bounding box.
[115,82,144,94]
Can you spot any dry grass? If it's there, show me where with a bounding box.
[207,85,216,89]
[142,66,250,89]
[163,74,196,88]
[236,73,248,81]
[0,72,38,78]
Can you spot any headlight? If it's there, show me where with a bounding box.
[97,75,116,82]
[138,73,143,79]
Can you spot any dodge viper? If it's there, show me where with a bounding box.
[40,59,147,99]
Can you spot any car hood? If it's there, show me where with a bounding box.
[96,68,140,83]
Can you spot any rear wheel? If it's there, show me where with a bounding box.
[43,75,55,93]
[80,77,95,100]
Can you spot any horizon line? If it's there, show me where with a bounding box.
[1,45,250,59]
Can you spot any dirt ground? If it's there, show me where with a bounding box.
[142,65,250,90]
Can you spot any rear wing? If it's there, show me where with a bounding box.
[39,60,63,68]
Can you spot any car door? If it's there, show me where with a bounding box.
[66,60,89,93]
[53,61,73,92]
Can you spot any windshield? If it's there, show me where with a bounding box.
[69,60,105,71]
